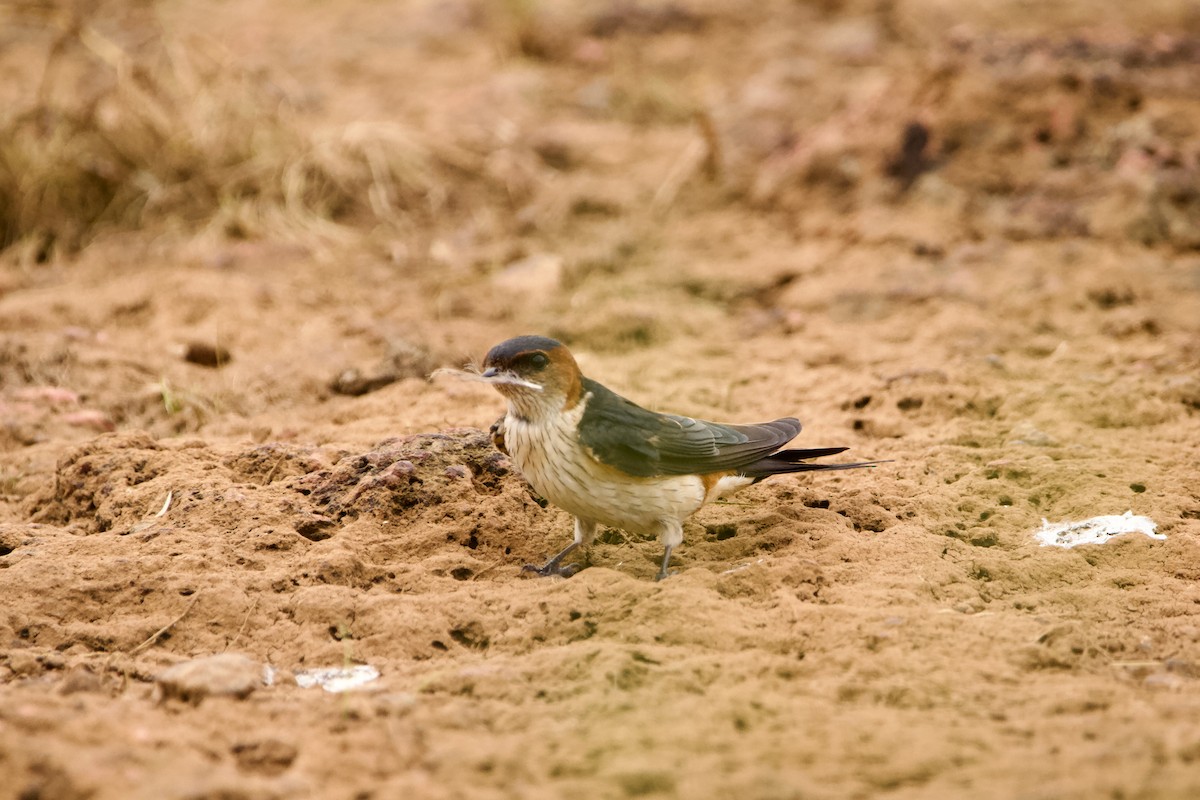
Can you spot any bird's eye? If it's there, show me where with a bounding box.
[527,352,549,369]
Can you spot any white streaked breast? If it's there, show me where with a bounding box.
[505,401,707,537]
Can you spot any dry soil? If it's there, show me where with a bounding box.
[3,1,1200,799]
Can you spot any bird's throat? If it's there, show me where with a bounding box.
[504,388,568,424]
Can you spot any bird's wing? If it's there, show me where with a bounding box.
[576,377,803,477]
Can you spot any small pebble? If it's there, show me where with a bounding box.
[156,653,264,704]
[184,341,233,368]
[59,664,104,695]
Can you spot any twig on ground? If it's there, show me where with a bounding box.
[224,596,260,652]
[155,490,173,517]
[131,592,202,654]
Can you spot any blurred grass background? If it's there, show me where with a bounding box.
[4,0,1199,266]
[0,0,494,263]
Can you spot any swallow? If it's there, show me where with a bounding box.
[479,335,883,580]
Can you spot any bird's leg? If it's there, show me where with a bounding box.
[655,520,684,581]
[655,545,674,582]
[525,518,597,578]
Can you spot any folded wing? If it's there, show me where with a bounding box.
[577,378,831,477]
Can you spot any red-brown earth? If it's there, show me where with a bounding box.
[2,1,1200,798]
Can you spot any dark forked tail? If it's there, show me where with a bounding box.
[742,447,889,482]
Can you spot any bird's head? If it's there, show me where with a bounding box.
[481,335,582,420]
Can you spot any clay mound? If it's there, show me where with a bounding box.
[295,429,514,521]
[3,429,557,656]
[20,428,547,572]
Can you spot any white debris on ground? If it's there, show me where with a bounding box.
[1035,510,1163,548]
[293,665,381,693]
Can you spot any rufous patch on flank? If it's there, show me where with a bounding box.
[701,470,735,496]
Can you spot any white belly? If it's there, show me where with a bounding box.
[504,407,708,537]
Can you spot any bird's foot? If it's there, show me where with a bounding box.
[523,541,582,578]
[522,560,582,578]
[488,416,509,456]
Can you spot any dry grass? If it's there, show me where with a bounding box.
[0,0,480,262]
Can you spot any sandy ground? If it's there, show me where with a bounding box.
[3,1,1200,798]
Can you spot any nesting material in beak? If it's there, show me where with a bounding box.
[431,366,544,392]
